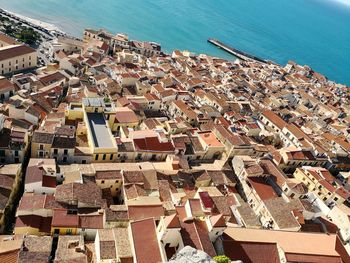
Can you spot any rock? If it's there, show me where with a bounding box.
[168,246,216,263]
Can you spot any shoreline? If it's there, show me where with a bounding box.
[0,7,67,39]
[3,9,62,33]
[0,7,348,87]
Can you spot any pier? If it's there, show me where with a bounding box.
[208,38,268,64]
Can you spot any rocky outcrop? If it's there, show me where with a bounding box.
[169,246,216,263]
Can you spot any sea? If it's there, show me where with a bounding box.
[0,0,349,85]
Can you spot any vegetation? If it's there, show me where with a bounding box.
[15,28,41,45]
[213,255,231,263]
[1,15,41,46]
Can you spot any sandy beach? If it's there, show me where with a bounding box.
[1,8,64,34]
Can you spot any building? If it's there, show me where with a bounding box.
[0,45,37,75]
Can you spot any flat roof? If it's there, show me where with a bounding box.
[86,113,115,148]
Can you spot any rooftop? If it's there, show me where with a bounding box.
[86,113,115,148]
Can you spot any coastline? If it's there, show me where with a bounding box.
[0,7,66,37]
[4,9,61,32]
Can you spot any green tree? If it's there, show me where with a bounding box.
[18,28,40,45]
[213,255,231,263]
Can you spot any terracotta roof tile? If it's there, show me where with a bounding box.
[130,218,162,263]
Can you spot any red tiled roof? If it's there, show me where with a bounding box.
[18,194,46,210]
[130,218,162,263]
[188,199,205,217]
[198,192,214,209]
[164,214,181,229]
[180,219,216,258]
[0,45,35,61]
[42,175,57,188]
[15,215,52,233]
[0,78,15,92]
[114,108,139,124]
[133,137,174,152]
[287,150,315,160]
[223,239,280,263]
[0,174,14,190]
[128,205,164,221]
[248,177,278,200]
[25,166,44,184]
[0,249,19,263]
[210,214,226,228]
[51,209,79,227]
[261,110,287,130]
[79,215,103,229]
[96,170,122,180]
[286,253,341,263]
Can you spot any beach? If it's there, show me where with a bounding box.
[0,7,66,39]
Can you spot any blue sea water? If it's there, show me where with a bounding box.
[0,0,349,85]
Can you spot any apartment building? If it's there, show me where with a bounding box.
[0,44,37,75]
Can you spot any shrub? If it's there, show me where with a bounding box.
[213,255,231,263]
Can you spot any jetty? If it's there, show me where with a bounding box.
[208,38,268,64]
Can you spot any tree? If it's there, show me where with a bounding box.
[213,255,231,263]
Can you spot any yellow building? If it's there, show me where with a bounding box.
[15,215,51,236]
[0,164,22,232]
[51,209,78,235]
[0,44,37,75]
[95,170,122,197]
[294,167,349,205]
[66,98,119,162]
[112,106,139,133]
[31,131,54,158]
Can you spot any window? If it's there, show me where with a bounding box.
[64,149,68,155]
[103,154,106,160]
[14,151,19,157]
[54,149,58,155]
[334,197,338,202]
[101,180,105,184]
[95,154,99,160]
[110,154,113,160]
[39,144,44,150]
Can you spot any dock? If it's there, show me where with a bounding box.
[208,38,267,64]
